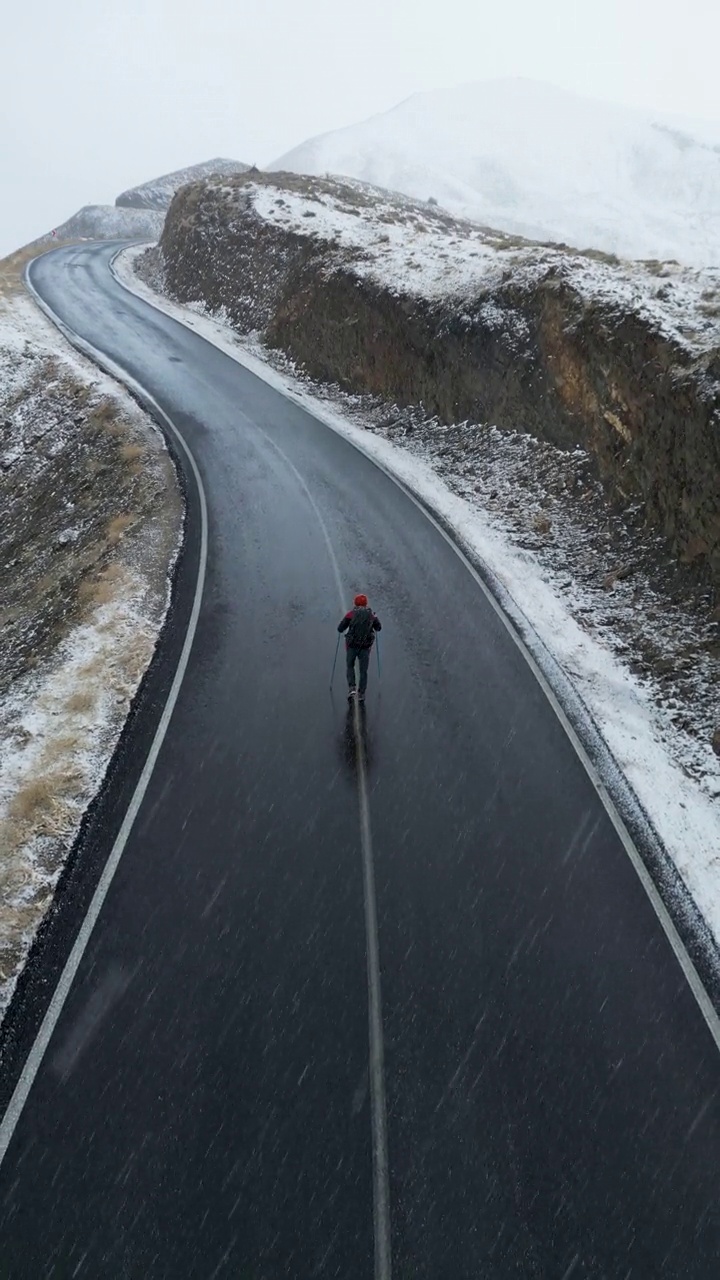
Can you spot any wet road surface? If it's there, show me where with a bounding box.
[1,244,719,1277]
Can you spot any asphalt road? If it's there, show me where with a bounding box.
[1,242,720,1277]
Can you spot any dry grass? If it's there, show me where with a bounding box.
[34,571,58,596]
[49,732,83,756]
[105,513,135,545]
[102,420,133,439]
[2,595,147,857]
[76,653,110,683]
[640,259,678,277]
[78,562,129,608]
[122,633,154,684]
[64,381,92,408]
[8,767,82,834]
[63,689,96,715]
[0,240,76,298]
[578,246,622,267]
[90,400,117,427]
[118,442,144,463]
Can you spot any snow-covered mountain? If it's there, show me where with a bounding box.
[116,159,249,210]
[270,79,720,266]
[6,161,251,257]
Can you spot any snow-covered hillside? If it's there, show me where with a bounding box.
[53,205,165,240]
[224,175,720,349]
[116,159,249,210]
[271,79,720,267]
[3,161,250,258]
[11,205,166,256]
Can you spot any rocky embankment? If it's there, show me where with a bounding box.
[157,170,720,596]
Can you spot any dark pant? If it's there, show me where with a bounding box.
[346,645,371,694]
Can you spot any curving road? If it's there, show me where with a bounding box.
[1,242,720,1277]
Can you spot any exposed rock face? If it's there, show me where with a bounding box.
[160,171,720,590]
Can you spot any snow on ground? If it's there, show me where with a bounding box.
[7,162,248,261]
[0,567,159,994]
[12,207,165,259]
[220,175,720,355]
[116,159,249,211]
[250,178,507,299]
[117,243,720,945]
[46,205,164,245]
[271,78,720,267]
[0,289,182,1018]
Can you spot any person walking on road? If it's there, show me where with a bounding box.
[338,594,381,703]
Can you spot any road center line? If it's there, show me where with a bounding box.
[353,696,393,1280]
[252,424,392,1280]
[112,247,720,1055]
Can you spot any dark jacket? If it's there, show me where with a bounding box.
[338,606,382,649]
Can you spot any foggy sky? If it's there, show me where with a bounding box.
[2,0,720,257]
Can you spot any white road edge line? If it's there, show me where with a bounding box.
[0,257,209,1171]
[111,251,720,1059]
[249,423,393,1280]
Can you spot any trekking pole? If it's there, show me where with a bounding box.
[330,634,341,690]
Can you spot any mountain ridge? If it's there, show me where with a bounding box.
[270,79,720,266]
[116,158,250,210]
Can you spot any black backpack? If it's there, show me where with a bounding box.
[347,606,375,648]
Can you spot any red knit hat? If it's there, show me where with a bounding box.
[354,593,368,607]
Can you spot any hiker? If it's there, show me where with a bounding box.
[338,594,381,702]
